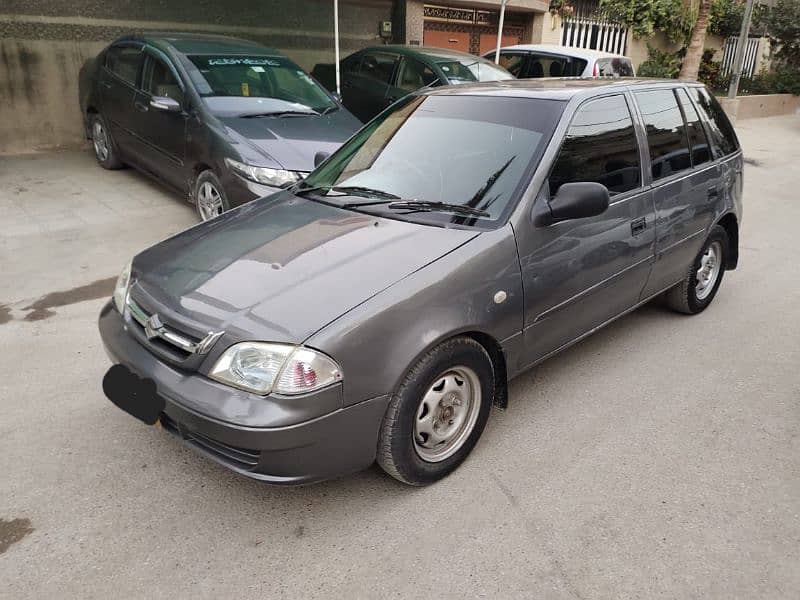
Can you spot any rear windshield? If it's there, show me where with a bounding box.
[596,57,634,77]
[437,58,514,84]
[185,55,336,112]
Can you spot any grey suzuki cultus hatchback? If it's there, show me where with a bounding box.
[99,79,742,486]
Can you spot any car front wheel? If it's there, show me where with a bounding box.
[89,114,123,169]
[377,337,494,486]
[665,225,729,314]
[194,170,230,222]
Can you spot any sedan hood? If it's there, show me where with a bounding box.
[218,109,360,172]
[133,194,479,344]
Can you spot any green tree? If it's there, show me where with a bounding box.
[679,0,714,79]
[758,0,800,68]
[599,0,693,42]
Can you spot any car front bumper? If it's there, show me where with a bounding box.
[98,302,390,485]
[219,170,283,209]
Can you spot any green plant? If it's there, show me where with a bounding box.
[698,48,730,92]
[740,66,800,95]
[638,44,683,78]
[599,0,693,43]
[757,0,800,69]
[709,0,744,38]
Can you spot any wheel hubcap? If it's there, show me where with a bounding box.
[413,366,482,463]
[695,241,722,300]
[92,121,109,162]
[197,181,224,221]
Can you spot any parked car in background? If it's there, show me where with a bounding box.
[79,34,361,221]
[312,46,514,122]
[100,78,742,486]
[485,44,635,79]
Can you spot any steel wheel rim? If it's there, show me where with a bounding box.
[197,181,223,221]
[413,365,482,463]
[92,121,109,162]
[695,241,722,300]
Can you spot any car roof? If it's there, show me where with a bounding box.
[494,44,630,61]
[116,33,284,57]
[421,77,700,101]
[359,45,496,63]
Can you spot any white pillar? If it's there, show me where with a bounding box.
[494,0,509,64]
[334,0,341,97]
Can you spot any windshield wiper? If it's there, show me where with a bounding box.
[386,201,489,217]
[292,184,400,201]
[240,110,317,118]
[318,105,340,116]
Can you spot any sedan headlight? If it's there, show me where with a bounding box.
[209,342,342,396]
[225,158,302,188]
[112,260,132,313]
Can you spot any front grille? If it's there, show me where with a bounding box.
[160,413,261,470]
[125,296,201,361]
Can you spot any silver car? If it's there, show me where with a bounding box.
[99,79,742,486]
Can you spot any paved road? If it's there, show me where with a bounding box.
[1,115,798,599]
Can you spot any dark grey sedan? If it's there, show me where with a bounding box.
[79,33,361,221]
[99,79,743,486]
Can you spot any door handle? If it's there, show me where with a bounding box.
[134,101,149,113]
[631,217,647,236]
[708,187,720,200]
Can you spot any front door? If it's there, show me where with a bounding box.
[516,93,656,367]
[130,52,187,189]
[341,51,399,123]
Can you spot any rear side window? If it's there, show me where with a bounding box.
[596,58,634,77]
[549,94,641,196]
[676,88,711,167]
[528,53,587,78]
[497,52,527,77]
[689,86,739,157]
[635,89,691,181]
[359,52,397,85]
[105,46,142,85]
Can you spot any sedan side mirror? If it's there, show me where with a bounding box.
[536,182,610,226]
[150,96,182,113]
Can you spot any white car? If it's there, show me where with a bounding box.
[483,44,635,79]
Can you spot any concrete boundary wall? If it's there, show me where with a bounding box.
[719,94,800,122]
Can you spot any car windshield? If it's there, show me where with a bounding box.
[185,55,336,112]
[437,58,514,84]
[300,94,565,228]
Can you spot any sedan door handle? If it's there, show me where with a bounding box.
[134,101,149,113]
[631,217,647,236]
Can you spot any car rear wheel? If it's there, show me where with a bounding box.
[377,337,494,486]
[664,225,729,314]
[89,114,123,169]
[194,170,230,222]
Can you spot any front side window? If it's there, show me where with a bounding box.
[549,94,641,197]
[143,56,184,104]
[497,52,527,77]
[302,95,565,228]
[359,52,398,85]
[529,53,588,78]
[396,57,437,92]
[186,55,336,112]
[105,45,142,85]
[689,86,739,157]
[676,88,711,167]
[635,89,691,181]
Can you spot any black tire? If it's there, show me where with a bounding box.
[377,337,495,486]
[193,170,231,222]
[88,113,124,169]
[664,225,729,314]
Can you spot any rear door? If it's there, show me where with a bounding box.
[98,43,144,156]
[129,51,188,189]
[341,51,399,122]
[634,87,721,296]
[517,93,656,365]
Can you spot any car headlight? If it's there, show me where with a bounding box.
[209,342,342,395]
[225,158,302,188]
[112,260,132,314]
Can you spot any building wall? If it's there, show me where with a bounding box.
[0,1,393,154]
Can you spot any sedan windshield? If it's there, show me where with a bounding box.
[438,58,515,84]
[186,55,336,113]
[301,94,565,228]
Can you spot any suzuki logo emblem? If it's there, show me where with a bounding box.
[144,314,164,340]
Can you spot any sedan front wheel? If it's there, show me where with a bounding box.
[194,170,230,222]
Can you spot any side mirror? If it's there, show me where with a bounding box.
[535,182,610,226]
[150,96,181,113]
[314,151,331,168]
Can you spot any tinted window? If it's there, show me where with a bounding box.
[143,57,183,104]
[304,95,565,228]
[437,58,513,83]
[635,89,691,181]
[596,57,634,77]
[528,53,587,77]
[689,86,739,156]
[396,57,437,92]
[359,53,397,85]
[498,52,527,77]
[549,94,641,196]
[105,46,141,85]
[676,88,711,166]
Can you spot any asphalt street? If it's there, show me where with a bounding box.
[1,114,798,599]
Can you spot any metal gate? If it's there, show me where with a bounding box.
[561,17,628,55]
[720,36,761,77]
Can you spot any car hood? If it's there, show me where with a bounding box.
[218,109,360,172]
[132,193,479,344]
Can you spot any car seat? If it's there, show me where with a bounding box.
[529,61,544,78]
[549,62,562,77]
